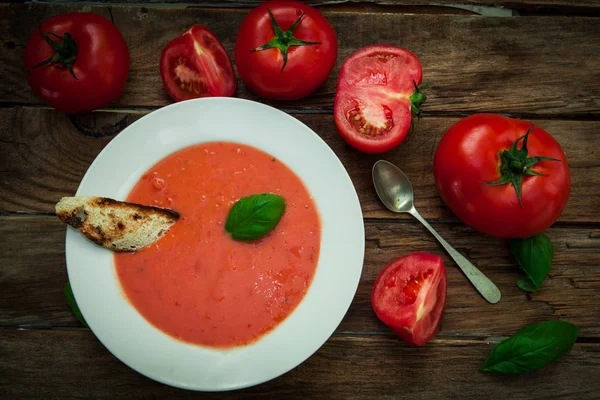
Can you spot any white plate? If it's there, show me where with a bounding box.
[66,98,365,391]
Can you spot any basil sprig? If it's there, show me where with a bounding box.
[64,281,88,328]
[509,233,553,292]
[225,193,286,241]
[481,320,578,374]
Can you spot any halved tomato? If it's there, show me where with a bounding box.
[334,45,425,154]
[159,25,236,102]
[371,252,447,346]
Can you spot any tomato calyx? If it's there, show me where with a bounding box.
[485,125,560,206]
[29,28,79,80]
[409,81,428,118]
[408,81,428,135]
[250,9,321,72]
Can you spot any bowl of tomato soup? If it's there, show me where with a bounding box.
[115,142,321,348]
[65,98,364,391]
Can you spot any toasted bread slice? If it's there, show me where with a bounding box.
[56,196,180,252]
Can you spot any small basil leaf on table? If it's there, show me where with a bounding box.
[225,193,286,241]
[517,276,538,293]
[64,281,89,328]
[509,233,553,292]
[480,320,578,374]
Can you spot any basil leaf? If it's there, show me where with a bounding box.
[509,233,553,291]
[64,281,89,328]
[517,276,537,293]
[225,193,286,241]
[480,320,578,374]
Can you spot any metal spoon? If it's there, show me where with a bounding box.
[372,160,501,304]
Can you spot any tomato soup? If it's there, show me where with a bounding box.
[114,142,321,348]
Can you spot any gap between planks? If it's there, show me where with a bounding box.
[1,326,599,344]
[3,104,600,122]
[3,211,600,229]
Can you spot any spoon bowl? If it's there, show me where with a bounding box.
[372,160,501,304]
[373,160,416,213]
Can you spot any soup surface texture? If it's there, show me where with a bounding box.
[114,142,321,347]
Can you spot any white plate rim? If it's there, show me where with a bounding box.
[65,97,365,391]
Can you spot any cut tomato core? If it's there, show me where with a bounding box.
[172,56,207,95]
[381,268,433,305]
[372,53,397,63]
[348,102,394,136]
[402,269,433,304]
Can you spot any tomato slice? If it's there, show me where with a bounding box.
[334,45,424,154]
[371,252,447,346]
[160,26,236,102]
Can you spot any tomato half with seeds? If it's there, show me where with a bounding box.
[372,253,447,346]
[159,25,236,102]
[334,45,426,154]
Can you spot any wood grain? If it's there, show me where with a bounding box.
[1,109,598,223]
[2,216,599,338]
[1,329,598,399]
[1,5,600,116]
[28,0,600,14]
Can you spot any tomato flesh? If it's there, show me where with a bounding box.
[335,45,423,154]
[433,114,571,238]
[372,253,447,346]
[172,56,207,95]
[160,25,235,102]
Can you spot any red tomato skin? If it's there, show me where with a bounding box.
[234,1,337,100]
[334,45,422,154]
[23,13,130,113]
[371,253,447,346]
[159,25,236,102]
[433,114,570,238]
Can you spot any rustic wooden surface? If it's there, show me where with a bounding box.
[26,0,600,15]
[1,110,599,221]
[2,216,599,337]
[2,5,600,116]
[1,1,599,398]
[1,330,599,399]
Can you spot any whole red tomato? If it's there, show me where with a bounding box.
[24,13,130,113]
[160,25,236,102]
[234,0,337,100]
[371,252,447,346]
[334,45,426,154]
[433,114,570,238]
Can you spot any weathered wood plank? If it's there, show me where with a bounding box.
[2,216,599,338]
[26,0,600,14]
[1,109,598,223]
[1,5,599,116]
[1,329,598,399]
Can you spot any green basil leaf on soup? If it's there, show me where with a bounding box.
[225,193,286,241]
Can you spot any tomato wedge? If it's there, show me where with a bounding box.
[371,253,447,346]
[159,25,236,102]
[334,45,426,154]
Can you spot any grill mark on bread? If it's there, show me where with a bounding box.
[93,197,180,219]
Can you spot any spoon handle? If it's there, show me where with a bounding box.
[409,208,501,304]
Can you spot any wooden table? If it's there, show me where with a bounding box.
[1,1,599,398]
